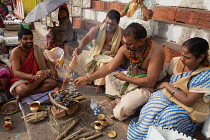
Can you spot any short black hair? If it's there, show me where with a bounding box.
[182,37,209,59]
[18,28,33,39]
[106,10,120,23]
[123,23,147,40]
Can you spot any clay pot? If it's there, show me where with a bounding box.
[4,122,12,131]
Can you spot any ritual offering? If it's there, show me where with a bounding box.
[49,89,85,117]
[22,111,47,123]
[93,54,113,63]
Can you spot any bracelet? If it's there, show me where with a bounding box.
[171,88,179,95]
[86,75,91,83]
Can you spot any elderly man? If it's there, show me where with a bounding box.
[73,23,165,121]
[73,9,123,93]
[10,28,58,102]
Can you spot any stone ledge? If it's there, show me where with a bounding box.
[153,6,210,29]
[90,1,210,29]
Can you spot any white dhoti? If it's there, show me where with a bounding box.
[105,71,151,121]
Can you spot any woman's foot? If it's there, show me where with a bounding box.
[96,85,105,93]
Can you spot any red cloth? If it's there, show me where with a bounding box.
[10,48,39,85]
[59,3,67,10]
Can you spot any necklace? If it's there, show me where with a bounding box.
[128,38,152,73]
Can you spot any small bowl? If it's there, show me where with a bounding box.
[29,101,41,112]
[93,121,104,132]
[97,114,105,120]
[107,130,117,138]
[4,116,12,124]
[100,118,108,127]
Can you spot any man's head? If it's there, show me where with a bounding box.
[104,10,120,32]
[123,23,147,51]
[18,28,34,48]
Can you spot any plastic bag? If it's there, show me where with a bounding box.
[90,98,101,115]
[43,47,64,66]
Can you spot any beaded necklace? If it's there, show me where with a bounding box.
[128,38,152,73]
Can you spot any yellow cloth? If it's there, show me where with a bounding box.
[85,23,122,74]
[33,45,47,70]
[127,2,139,17]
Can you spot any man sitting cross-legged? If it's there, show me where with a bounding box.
[73,23,165,121]
[9,28,58,102]
[72,10,123,93]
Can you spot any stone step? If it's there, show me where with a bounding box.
[153,19,210,51]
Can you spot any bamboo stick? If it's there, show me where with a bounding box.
[84,132,103,140]
[56,118,80,140]
[63,127,85,140]
[49,92,68,110]
[71,130,95,140]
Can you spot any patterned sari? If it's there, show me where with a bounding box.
[127,68,210,140]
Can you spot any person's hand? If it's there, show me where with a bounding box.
[113,71,127,81]
[72,48,83,56]
[34,71,47,81]
[50,67,58,80]
[73,77,88,87]
[156,82,168,90]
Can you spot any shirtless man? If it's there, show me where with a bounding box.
[10,28,58,102]
[73,23,165,121]
[73,10,123,93]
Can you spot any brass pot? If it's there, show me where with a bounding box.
[93,121,104,132]
[29,101,41,112]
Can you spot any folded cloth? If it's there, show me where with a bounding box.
[20,90,54,104]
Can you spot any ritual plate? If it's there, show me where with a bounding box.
[93,54,113,63]
[0,100,20,115]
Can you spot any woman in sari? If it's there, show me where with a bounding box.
[45,4,74,52]
[0,60,13,104]
[127,37,210,139]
